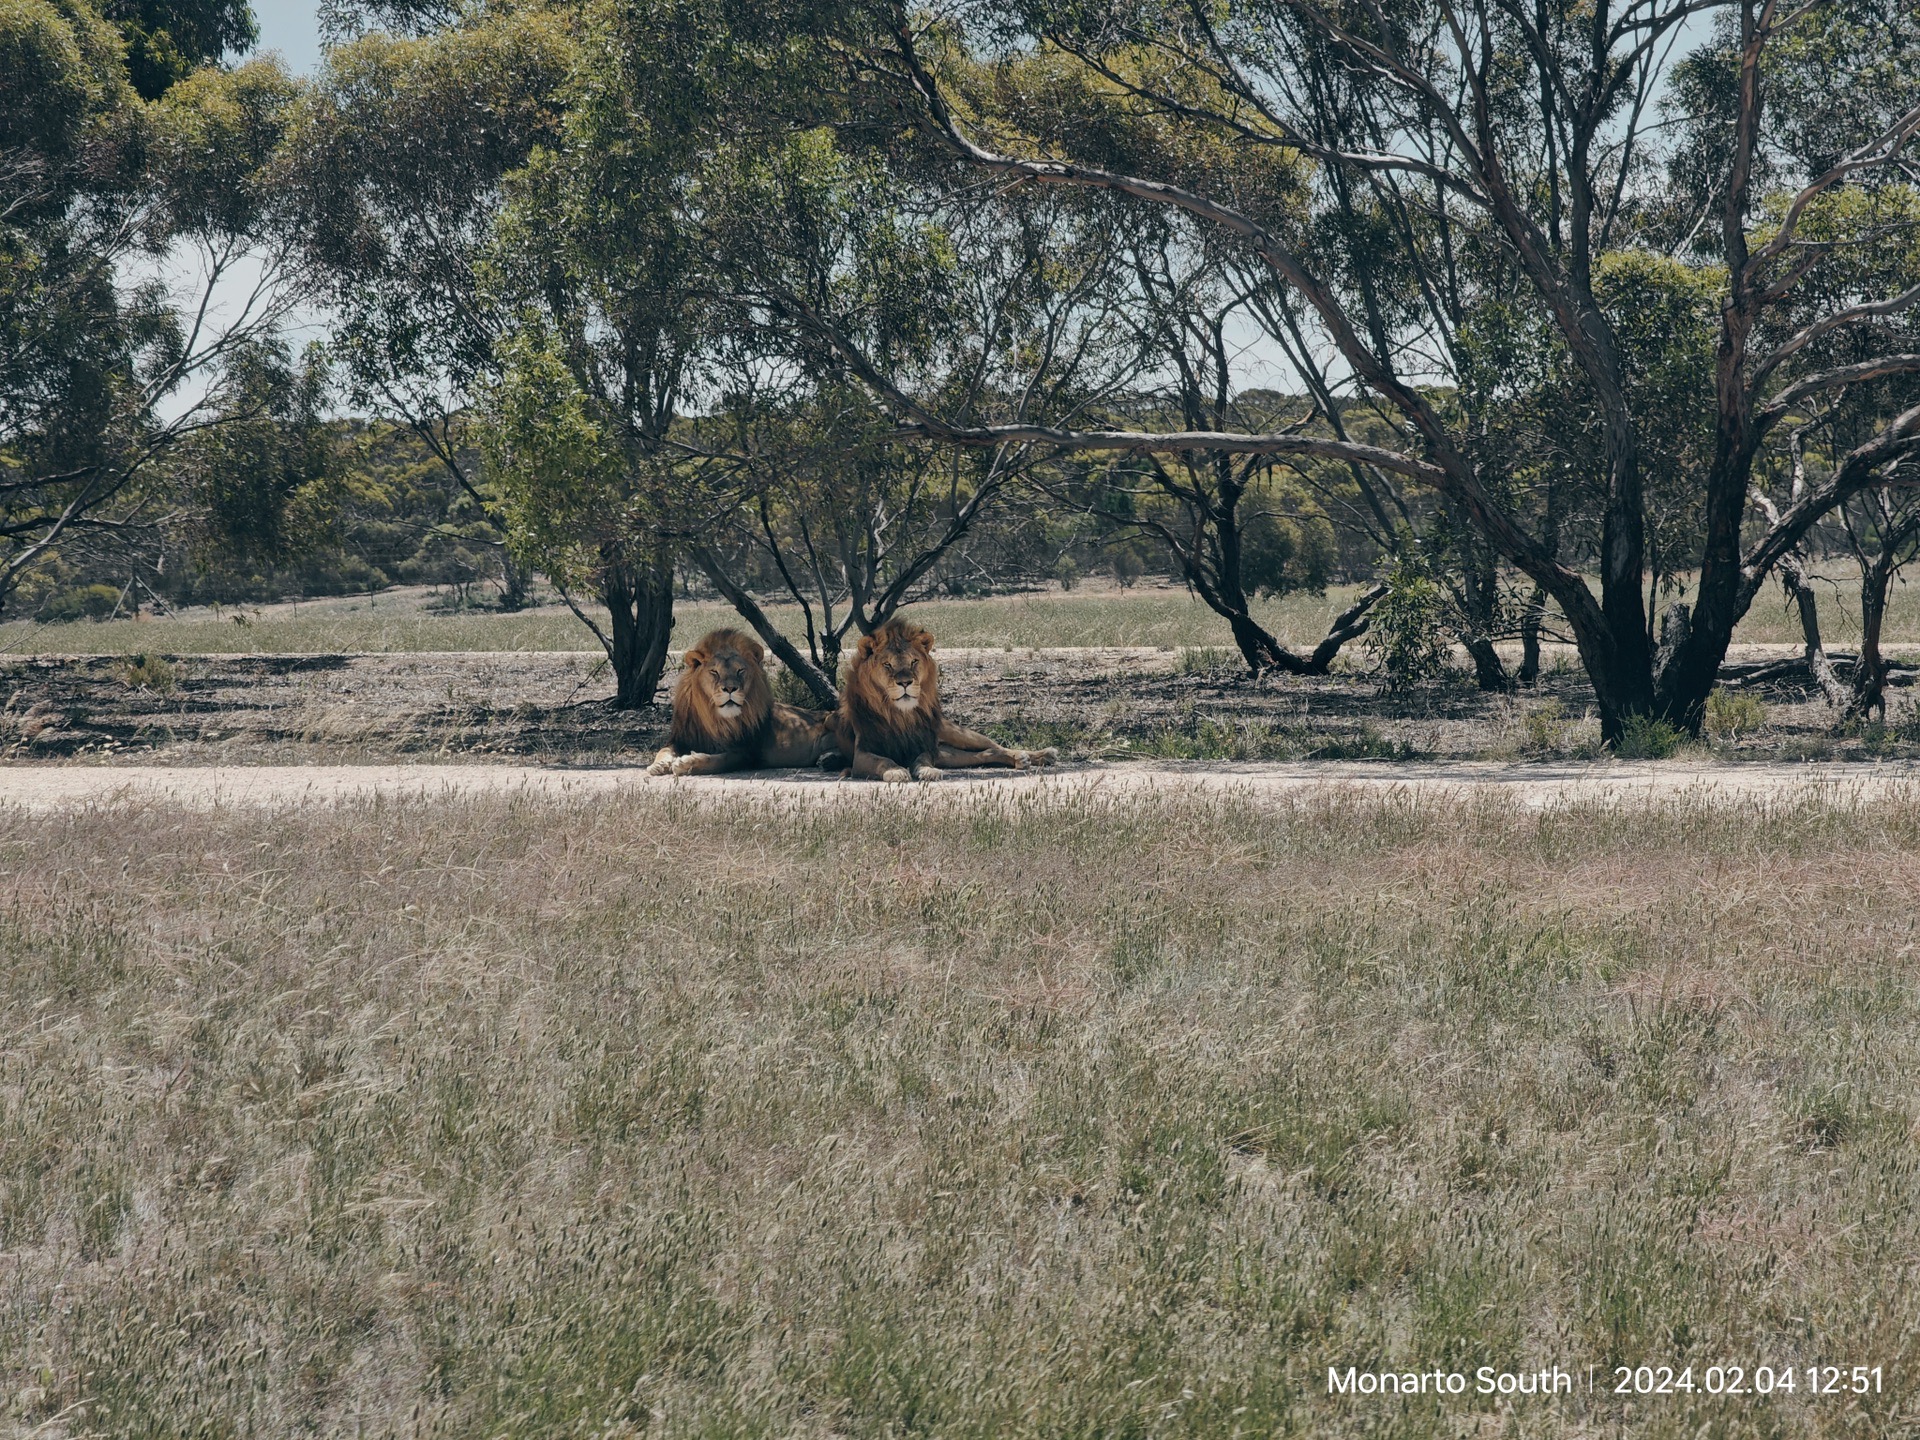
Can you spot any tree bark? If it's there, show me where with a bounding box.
[1847,551,1899,725]
[1518,586,1546,685]
[1775,554,1849,708]
[602,555,674,710]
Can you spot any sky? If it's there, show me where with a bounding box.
[250,0,323,74]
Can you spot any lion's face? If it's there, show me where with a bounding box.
[848,620,940,723]
[671,628,773,749]
[870,635,928,710]
[696,644,757,719]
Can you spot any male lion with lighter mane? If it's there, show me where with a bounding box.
[840,618,1057,782]
[648,629,844,776]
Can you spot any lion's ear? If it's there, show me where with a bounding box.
[742,637,765,663]
[683,646,706,669]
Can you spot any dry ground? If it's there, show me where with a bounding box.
[4,789,1920,1437]
[4,642,1919,768]
[2,756,1920,813]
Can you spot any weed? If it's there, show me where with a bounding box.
[1175,645,1236,674]
[113,653,176,695]
[1522,699,1569,752]
[1703,686,1766,742]
[1612,714,1689,758]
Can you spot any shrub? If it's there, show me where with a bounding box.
[1703,687,1766,742]
[41,584,124,622]
[1522,700,1568,752]
[768,665,819,708]
[1364,557,1451,689]
[1110,549,1143,589]
[1053,556,1080,591]
[115,654,177,695]
[1613,714,1687,759]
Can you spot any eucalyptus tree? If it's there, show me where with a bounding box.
[681,144,1141,702]
[1,0,300,615]
[1050,225,1375,675]
[841,0,1920,739]
[282,10,572,610]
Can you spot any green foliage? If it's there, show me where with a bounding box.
[1241,509,1335,599]
[1613,715,1689,759]
[1522,700,1569,753]
[41,584,124,622]
[1703,687,1766,743]
[102,0,257,101]
[1365,556,1452,689]
[114,653,176,694]
[148,59,297,237]
[1052,555,1080,591]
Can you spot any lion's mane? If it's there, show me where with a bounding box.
[669,628,774,756]
[841,619,942,765]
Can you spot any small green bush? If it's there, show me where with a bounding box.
[1522,700,1568,752]
[1703,687,1766,742]
[1053,556,1080,591]
[768,664,823,709]
[1365,557,1451,689]
[1613,714,1687,758]
[42,584,124,622]
[115,653,177,695]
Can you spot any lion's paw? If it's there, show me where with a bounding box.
[1025,747,1060,767]
[646,754,676,777]
[911,763,942,781]
[669,754,709,776]
[880,766,912,784]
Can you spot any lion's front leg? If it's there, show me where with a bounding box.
[851,748,913,784]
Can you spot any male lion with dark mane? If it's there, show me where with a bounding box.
[648,629,844,776]
[840,618,1057,782]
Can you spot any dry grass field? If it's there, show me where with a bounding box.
[4,569,1915,658]
[4,789,1918,1437]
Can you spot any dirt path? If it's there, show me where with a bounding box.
[2,758,1916,812]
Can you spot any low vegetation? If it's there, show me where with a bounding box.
[4,791,1918,1436]
[6,574,1917,662]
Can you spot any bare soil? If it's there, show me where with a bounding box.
[2,755,1918,812]
[3,642,1916,769]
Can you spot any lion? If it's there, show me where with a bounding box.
[839,618,1058,782]
[647,628,845,776]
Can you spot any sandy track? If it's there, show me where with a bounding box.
[2,758,1917,812]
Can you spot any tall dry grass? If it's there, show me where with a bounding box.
[3,790,1918,1436]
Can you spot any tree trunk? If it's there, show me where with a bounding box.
[603,556,674,709]
[1461,634,1510,692]
[498,548,532,612]
[1775,554,1849,708]
[1226,610,1295,673]
[1518,587,1545,685]
[1847,555,1896,726]
[1454,541,1511,691]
